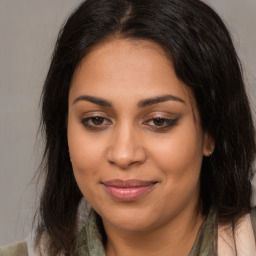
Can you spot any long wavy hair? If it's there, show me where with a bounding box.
[35,0,256,254]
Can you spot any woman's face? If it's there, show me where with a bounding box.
[68,39,212,232]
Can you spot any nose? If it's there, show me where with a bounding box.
[106,125,147,169]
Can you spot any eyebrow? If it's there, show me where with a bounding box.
[138,94,185,107]
[72,95,112,107]
[72,94,185,107]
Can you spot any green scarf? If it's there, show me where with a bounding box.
[75,209,217,256]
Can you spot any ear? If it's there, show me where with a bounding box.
[203,132,215,157]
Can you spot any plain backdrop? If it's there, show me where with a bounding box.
[0,0,255,246]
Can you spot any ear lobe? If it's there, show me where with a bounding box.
[203,133,215,157]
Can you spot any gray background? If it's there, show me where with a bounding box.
[0,0,255,246]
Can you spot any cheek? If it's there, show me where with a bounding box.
[67,120,104,189]
[69,139,103,204]
[149,123,204,179]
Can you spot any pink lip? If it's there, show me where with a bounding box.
[102,179,157,201]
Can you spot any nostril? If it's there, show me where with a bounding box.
[106,135,147,169]
[128,161,140,167]
[108,159,115,165]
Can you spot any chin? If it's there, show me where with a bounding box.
[98,206,161,232]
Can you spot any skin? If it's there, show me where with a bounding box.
[68,38,213,256]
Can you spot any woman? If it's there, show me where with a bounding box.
[1,0,255,255]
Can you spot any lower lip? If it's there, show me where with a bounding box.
[104,184,155,201]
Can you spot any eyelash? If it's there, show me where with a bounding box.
[144,117,179,131]
[81,116,112,130]
[81,116,179,131]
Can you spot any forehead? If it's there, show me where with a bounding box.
[70,38,194,108]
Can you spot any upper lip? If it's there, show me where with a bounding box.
[102,179,157,187]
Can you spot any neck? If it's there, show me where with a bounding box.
[103,206,204,256]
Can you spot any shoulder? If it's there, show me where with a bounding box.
[218,211,256,255]
[0,241,28,256]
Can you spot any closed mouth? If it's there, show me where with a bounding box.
[102,179,158,201]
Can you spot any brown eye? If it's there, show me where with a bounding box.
[91,116,104,125]
[144,116,179,132]
[152,118,166,126]
[81,115,112,131]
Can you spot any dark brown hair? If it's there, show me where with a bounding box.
[35,0,256,254]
